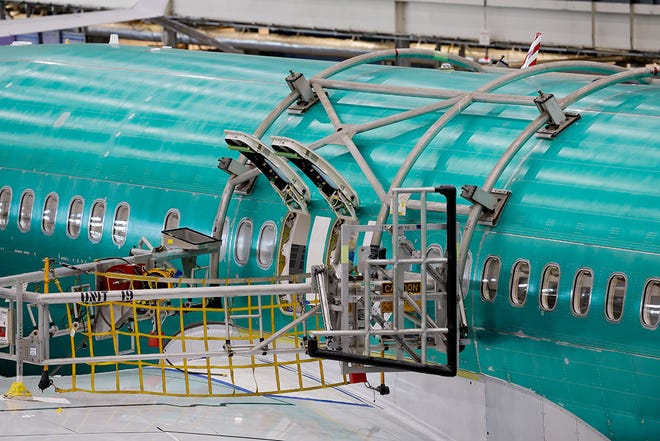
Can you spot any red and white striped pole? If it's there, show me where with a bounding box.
[521,32,542,69]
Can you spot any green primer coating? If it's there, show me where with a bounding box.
[0,44,658,440]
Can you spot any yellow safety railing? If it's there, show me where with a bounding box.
[13,265,348,398]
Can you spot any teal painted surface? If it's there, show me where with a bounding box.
[0,44,658,440]
[468,232,660,439]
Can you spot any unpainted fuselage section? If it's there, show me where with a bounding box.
[0,44,658,440]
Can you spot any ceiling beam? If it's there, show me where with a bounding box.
[149,16,241,54]
[0,0,168,38]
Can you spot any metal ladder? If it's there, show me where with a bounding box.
[308,186,458,376]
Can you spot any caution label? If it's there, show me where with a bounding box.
[381,281,421,294]
[380,281,422,313]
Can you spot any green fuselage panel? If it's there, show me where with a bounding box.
[0,44,658,440]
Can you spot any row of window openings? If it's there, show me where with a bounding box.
[233,218,277,270]
[11,185,654,325]
[0,187,280,271]
[481,257,660,330]
[0,187,131,246]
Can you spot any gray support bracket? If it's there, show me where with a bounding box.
[218,157,251,177]
[534,91,581,138]
[217,157,257,194]
[285,71,319,114]
[461,186,511,226]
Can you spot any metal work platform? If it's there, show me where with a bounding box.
[309,186,459,376]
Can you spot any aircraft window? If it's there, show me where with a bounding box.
[540,264,560,311]
[481,256,500,301]
[0,186,11,230]
[112,202,129,246]
[641,279,660,329]
[163,209,180,230]
[88,199,106,243]
[234,218,253,265]
[41,192,59,235]
[605,274,626,322]
[571,268,593,317]
[257,221,277,269]
[510,260,530,306]
[17,189,35,232]
[426,245,443,259]
[67,196,84,239]
[426,245,443,265]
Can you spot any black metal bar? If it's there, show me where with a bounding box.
[435,185,457,376]
[308,338,456,376]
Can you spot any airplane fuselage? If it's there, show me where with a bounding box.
[0,44,658,440]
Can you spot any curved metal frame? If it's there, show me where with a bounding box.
[213,48,659,293]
